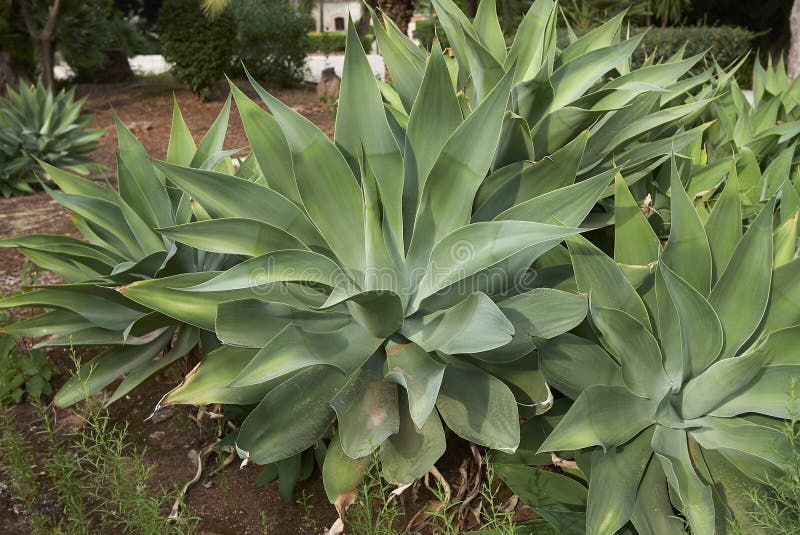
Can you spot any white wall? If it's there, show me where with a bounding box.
[309,1,362,32]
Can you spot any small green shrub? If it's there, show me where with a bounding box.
[0,80,104,197]
[308,32,347,54]
[231,0,313,86]
[0,336,53,406]
[0,365,197,534]
[157,0,236,98]
[413,18,450,50]
[308,31,376,55]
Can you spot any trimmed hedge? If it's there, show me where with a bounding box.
[307,31,376,55]
[558,26,756,87]
[415,19,755,86]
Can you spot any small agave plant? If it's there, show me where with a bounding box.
[0,80,104,197]
[0,99,249,406]
[510,162,800,534]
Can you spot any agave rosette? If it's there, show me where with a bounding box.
[648,57,800,228]
[525,162,800,534]
[0,80,105,197]
[0,99,251,406]
[116,14,631,502]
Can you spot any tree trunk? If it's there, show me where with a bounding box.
[40,38,55,88]
[19,0,62,89]
[790,0,800,79]
[0,52,17,89]
[377,0,415,35]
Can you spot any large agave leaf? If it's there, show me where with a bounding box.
[228,323,381,386]
[215,298,348,347]
[413,221,583,308]
[538,386,657,452]
[55,328,174,407]
[402,292,513,355]
[566,235,650,328]
[336,20,403,245]
[181,251,345,293]
[249,74,366,277]
[403,41,463,237]
[590,305,671,399]
[406,68,514,272]
[708,198,775,359]
[379,392,446,483]
[662,161,712,295]
[330,352,400,459]
[159,218,307,256]
[537,334,623,399]
[162,345,274,406]
[659,261,724,381]
[586,427,654,535]
[236,366,345,465]
[229,83,299,203]
[384,341,446,429]
[151,161,325,251]
[494,463,587,535]
[436,358,519,452]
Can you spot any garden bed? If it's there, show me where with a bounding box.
[0,80,342,534]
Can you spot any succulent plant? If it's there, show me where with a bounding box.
[119,17,601,508]
[0,98,245,407]
[0,80,104,197]
[527,163,800,534]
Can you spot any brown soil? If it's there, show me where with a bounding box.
[0,80,539,534]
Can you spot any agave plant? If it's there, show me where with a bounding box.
[514,163,800,534]
[113,14,642,508]
[374,0,715,191]
[0,98,247,407]
[0,80,104,197]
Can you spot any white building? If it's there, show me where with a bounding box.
[309,0,363,32]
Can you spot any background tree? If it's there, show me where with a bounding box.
[18,0,62,88]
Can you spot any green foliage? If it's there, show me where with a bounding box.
[560,0,647,30]
[4,1,800,532]
[342,457,404,534]
[0,410,52,533]
[55,0,148,73]
[746,381,800,534]
[0,373,196,533]
[527,167,800,533]
[0,335,53,405]
[0,80,104,197]
[231,0,313,86]
[555,25,756,86]
[633,25,756,86]
[307,31,376,55]
[157,0,236,98]
[413,18,450,50]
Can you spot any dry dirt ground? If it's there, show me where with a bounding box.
[0,80,537,534]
